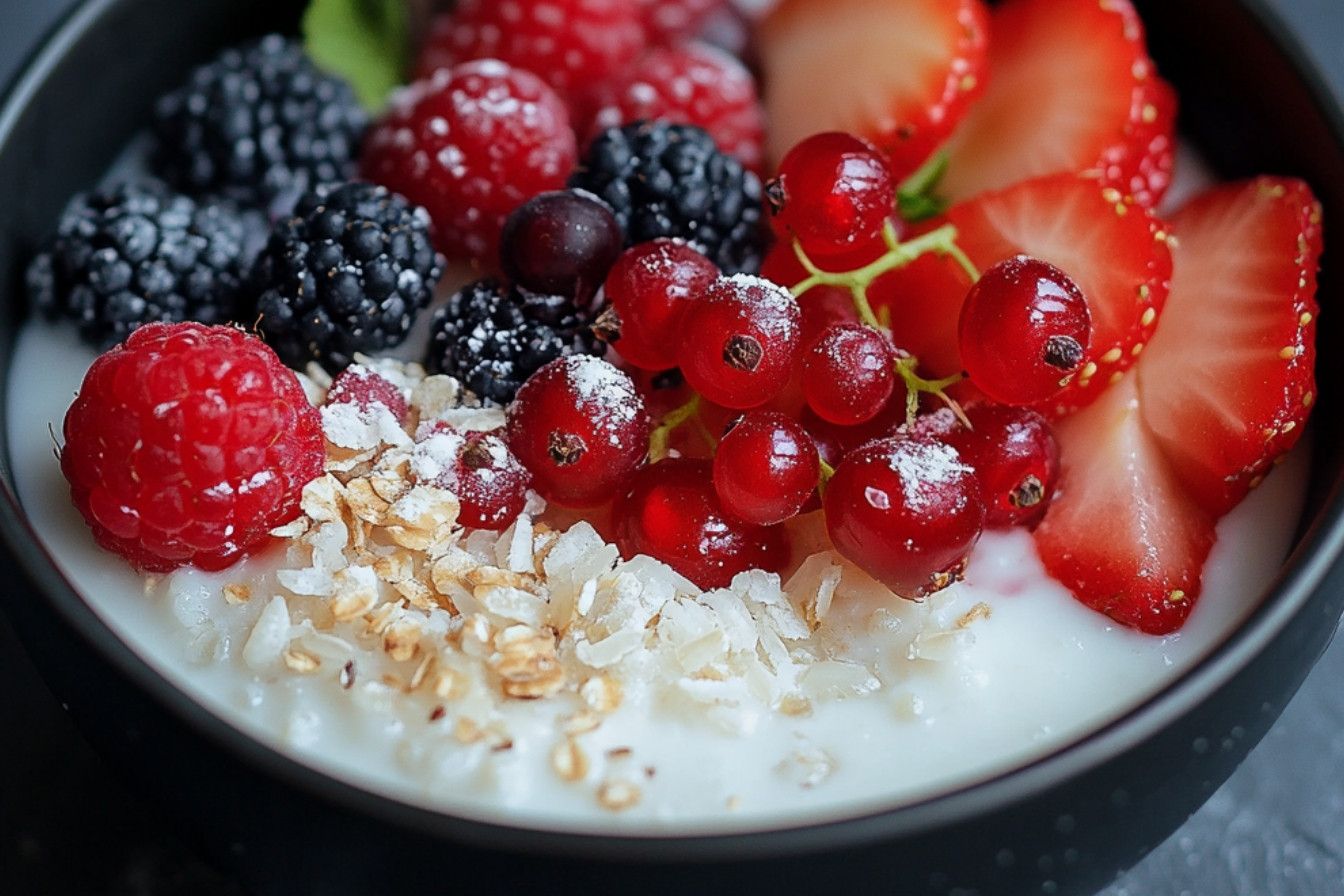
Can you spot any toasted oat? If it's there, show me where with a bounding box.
[597,778,642,811]
[491,626,564,699]
[282,647,322,674]
[550,738,590,782]
[222,582,252,606]
[579,674,623,714]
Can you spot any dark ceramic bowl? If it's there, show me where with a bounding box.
[1,0,1342,894]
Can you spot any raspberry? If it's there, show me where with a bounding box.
[581,42,766,173]
[151,34,368,211]
[634,0,726,46]
[326,364,410,422]
[250,181,444,372]
[59,322,325,573]
[427,278,605,407]
[414,0,646,103]
[26,181,251,349]
[568,120,765,273]
[361,60,578,265]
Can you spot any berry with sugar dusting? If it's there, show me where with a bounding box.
[413,0,646,102]
[412,422,531,530]
[59,322,325,573]
[597,238,720,371]
[251,181,444,372]
[428,277,605,407]
[676,274,801,409]
[151,33,367,211]
[823,432,984,598]
[581,41,766,172]
[568,120,765,273]
[504,355,651,508]
[361,60,577,264]
[26,181,250,349]
[326,363,409,422]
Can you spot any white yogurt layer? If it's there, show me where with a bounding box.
[6,318,1309,836]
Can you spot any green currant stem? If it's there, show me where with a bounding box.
[816,454,836,500]
[648,393,704,463]
[895,356,971,429]
[789,220,979,328]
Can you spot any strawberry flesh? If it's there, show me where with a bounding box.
[940,0,1174,208]
[757,0,990,178]
[1137,176,1322,515]
[1032,372,1216,635]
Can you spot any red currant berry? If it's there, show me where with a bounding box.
[823,433,984,598]
[504,355,650,508]
[613,457,789,589]
[498,190,623,304]
[802,323,897,425]
[925,403,1060,529]
[597,238,720,371]
[677,274,801,409]
[958,255,1092,406]
[766,132,896,259]
[713,411,820,525]
[413,423,531,530]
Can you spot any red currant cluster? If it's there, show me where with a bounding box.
[413,131,1096,601]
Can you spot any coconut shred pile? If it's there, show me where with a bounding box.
[154,356,984,816]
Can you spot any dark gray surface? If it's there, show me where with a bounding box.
[1,1,1342,894]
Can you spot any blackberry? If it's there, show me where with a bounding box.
[567,120,765,274]
[26,180,250,348]
[251,181,444,372]
[151,33,368,211]
[428,278,606,407]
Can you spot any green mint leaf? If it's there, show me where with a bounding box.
[302,0,409,113]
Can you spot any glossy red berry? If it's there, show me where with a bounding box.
[713,411,820,525]
[413,423,531,530]
[823,433,984,598]
[958,255,1092,406]
[677,274,801,409]
[924,403,1061,529]
[802,323,897,425]
[766,132,896,258]
[504,355,650,507]
[599,238,720,371]
[613,457,789,589]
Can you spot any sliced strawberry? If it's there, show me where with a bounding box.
[1099,72,1179,211]
[872,173,1172,414]
[1033,372,1217,635]
[757,0,990,179]
[1137,177,1322,515]
[939,0,1175,209]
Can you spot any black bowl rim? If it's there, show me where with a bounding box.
[1,0,1343,866]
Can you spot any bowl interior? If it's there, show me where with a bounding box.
[1,0,1343,893]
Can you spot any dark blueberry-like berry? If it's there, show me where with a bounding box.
[428,278,606,407]
[567,120,765,274]
[151,33,368,210]
[251,181,444,371]
[26,181,250,348]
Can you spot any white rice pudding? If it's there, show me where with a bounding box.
[7,309,1308,835]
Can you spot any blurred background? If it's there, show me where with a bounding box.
[1,0,1342,893]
